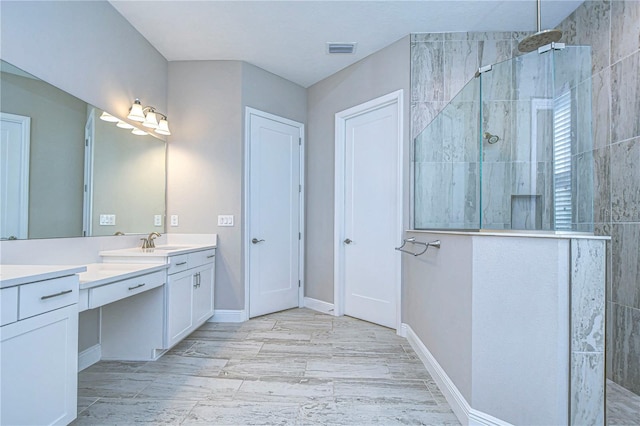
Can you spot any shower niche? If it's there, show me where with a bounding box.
[413,44,593,232]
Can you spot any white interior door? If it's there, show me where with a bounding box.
[335,92,402,329]
[247,108,303,318]
[0,112,30,240]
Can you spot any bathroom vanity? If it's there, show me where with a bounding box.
[0,265,86,426]
[0,234,217,425]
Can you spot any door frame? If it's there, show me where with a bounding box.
[82,108,95,237]
[333,90,404,331]
[243,107,305,319]
[0,112,30,239]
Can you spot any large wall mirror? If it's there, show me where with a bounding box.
[0,60,166,240]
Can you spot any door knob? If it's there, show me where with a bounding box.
[252,238,265,244]
[344,238,352,244]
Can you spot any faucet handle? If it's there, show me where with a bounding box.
[140,238,149,249]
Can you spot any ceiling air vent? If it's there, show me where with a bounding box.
[326,42,357,54]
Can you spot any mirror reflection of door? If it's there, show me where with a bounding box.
[0,112,30,240]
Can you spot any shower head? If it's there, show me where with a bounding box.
[518,0,563,52]
[484,132,500,144]
[518,29,563,52]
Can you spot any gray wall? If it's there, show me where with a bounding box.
[305,36,411,303]
[0,0,168,125]
[1,72,85,239]
[557,0,640,395]
[166,61,306,310]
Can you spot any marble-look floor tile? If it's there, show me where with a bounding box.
[183,340,263,359]
[333,378,436,405]
[183,401,300,425]
[310,329,377,343]
[258,341,335,357]
[220,357,307,379]
[136,374,242,401]
[76,396,99,415]
[77,372,156,398]
[305,357,393,379]
[331,341,408,358]
[187,328,250,341]
[136,354,228,377]
[607,379,640,426]
[246,330,312,341]
[272,320,333,332]
[299,401,459,426]
[234,377,334,403]
[72,398,196,425]
[82,360,147,374]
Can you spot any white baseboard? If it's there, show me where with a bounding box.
[303,297,335,314]
[208,309,247,323]
[78,344,101,372]
[402,324,511,426]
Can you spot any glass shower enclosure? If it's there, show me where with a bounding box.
[413,45,593,232]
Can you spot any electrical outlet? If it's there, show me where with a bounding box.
[154,215,162,226]
[217,215,234,227]
[99,214,116,225]
[170,215,179,227]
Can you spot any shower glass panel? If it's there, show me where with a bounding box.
[413,45,593,232]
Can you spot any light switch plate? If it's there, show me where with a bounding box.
[170,215,179,227]
[154,215,162,226]
[218,215,234,227]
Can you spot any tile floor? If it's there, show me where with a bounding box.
[75,307,640,425]
[74,308,460,425]
[607,380,640,426]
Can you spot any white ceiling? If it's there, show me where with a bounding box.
[110,0,584,88]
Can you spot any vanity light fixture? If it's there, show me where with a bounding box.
[116,120,134,129]
[99,111,119,122]
[128,98,171,136]
[131,128,148,136]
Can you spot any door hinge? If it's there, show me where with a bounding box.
[298,232,301,240]
[299,137,302,146]
[84,184,87,192]
[298,280,301,287]
[85,139,89,147]
[299,184,302,193]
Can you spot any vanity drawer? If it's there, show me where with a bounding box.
[167,254,190,275]
[190,249,216,266]
[19,275,78,320]
[1,287,19,326]
[89,270,165,309]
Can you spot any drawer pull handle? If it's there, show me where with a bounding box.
[128,283,146,291]
[207,255,215,259]
[41,289,73,300]
[175,261,187,266]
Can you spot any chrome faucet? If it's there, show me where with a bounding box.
[141,232,161,249]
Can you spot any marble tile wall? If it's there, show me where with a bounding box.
[557,0,640,395]
[570,238,606,424]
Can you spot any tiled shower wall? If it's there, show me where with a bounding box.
[557,0,640,395]
[411,31,532,229]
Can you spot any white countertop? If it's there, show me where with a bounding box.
[0,264,87,289]
[79,263,169,290]
[99,243,216,258]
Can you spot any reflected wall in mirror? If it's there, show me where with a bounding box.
[0,60,166,240]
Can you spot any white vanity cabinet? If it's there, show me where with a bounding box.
[165,249,215,349]
[1,267,84,426]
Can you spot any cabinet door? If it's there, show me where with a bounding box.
[192,264,215,326]
[165,270,194,348]
[1,304,78,426]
